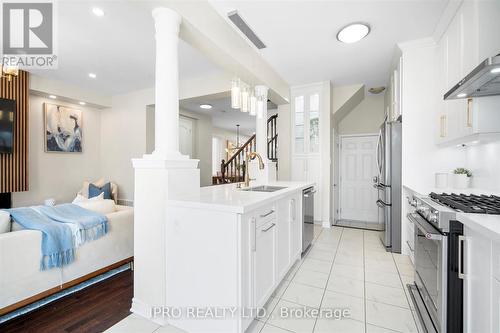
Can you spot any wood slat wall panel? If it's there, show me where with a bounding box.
[0,70,29,193]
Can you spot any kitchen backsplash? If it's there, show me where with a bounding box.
[466,141,500,191]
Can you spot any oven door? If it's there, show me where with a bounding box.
[410,213,447,333]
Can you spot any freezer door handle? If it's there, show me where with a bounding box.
[376,199,391,208]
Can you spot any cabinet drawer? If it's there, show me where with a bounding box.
[493,241,500,281]
[254,204,276,228]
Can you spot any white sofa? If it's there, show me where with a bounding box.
[0,204,134,315]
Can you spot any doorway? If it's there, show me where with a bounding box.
[337,134,380,230]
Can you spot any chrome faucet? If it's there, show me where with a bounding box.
[244,152,265,187]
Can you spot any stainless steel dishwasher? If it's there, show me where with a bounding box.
[302,187,315,253]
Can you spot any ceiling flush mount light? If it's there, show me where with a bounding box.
[199,104,212,109]
[457,93,467,98]
[368,86,386,94]
[92,7,105,17]
[79,101,86,105]
[490,67,500,74]
[88,73,97,79]
[49,95,57,99]
[337,23,370,43]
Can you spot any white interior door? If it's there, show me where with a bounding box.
[340,135,378,222]
[179,116,194,158]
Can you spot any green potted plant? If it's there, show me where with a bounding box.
[453,168,472,189]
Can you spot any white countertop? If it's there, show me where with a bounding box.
[167,181,316,214]
[457,213,500,243]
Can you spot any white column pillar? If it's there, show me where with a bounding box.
[152,7,184,160]
[254,85,277,183]
[131,7,200,325]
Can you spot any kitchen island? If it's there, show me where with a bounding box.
[162,181,315,333]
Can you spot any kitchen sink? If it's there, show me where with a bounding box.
[241,185,287,192]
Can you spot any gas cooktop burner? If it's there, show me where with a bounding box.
[430,192,500,214]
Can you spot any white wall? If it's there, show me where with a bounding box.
[338,94,385,135]
[12,95,102,206]
[100,88,152,203]
[466,142,500,191]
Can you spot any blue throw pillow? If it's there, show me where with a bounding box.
[89,182,112,200]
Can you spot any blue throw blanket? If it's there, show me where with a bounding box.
[37,204,108,246]
[6,204,108,270]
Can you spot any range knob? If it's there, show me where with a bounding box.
[428,211,438,224]
[407,197,418,207]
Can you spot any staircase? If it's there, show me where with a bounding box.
[213,114,278,185]
[213,134,256,185]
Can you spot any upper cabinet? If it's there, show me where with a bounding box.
[290,82,331,225]
[387,57,403,122]
[436,1,500,146]
[292,85,321,155]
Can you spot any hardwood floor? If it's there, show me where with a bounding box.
[0,270,133,333]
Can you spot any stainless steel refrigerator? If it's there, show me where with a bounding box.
[374,118,402,253]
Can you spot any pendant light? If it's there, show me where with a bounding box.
[231,78,241,109]
[241,85,249,113]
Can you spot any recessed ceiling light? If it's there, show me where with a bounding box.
[337,23,370,43]
[79,101,86,105]
[92,7,105,17]
[491,67,500,74]
[49,95,57,99]
[457,93,467,98]
[88,73,97,79]
[200,104,212,109]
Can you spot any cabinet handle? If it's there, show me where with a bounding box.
[260,210,275,218]
[290,199,296,222]
[458,235,465,280]
[262,223,276,232]
[466,98,473,128]
[440,115,447,138]
[251,217,256,252]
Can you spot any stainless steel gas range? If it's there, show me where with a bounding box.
[408,192,500,333]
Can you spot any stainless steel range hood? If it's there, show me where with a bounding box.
[444,54,500,100]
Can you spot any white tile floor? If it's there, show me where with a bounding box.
[106,226,421,333]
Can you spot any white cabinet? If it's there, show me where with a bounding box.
[387,57,403,122]
[464,225,493,333]
[253,219,277,308]
[276,193,303,280]
[290,82,330,224]
[292,87,321,155]
[248,194,303,310]
[291,157,321,220]
[276,197,291,280]
[436,1,500,146]
[289,193,302,261]
[493,277,500,333]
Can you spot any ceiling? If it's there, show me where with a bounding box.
[181,96,259,135]
[210,0,448,88]
[29,1,223,95]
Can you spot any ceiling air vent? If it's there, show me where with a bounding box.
[227,10,266,49]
